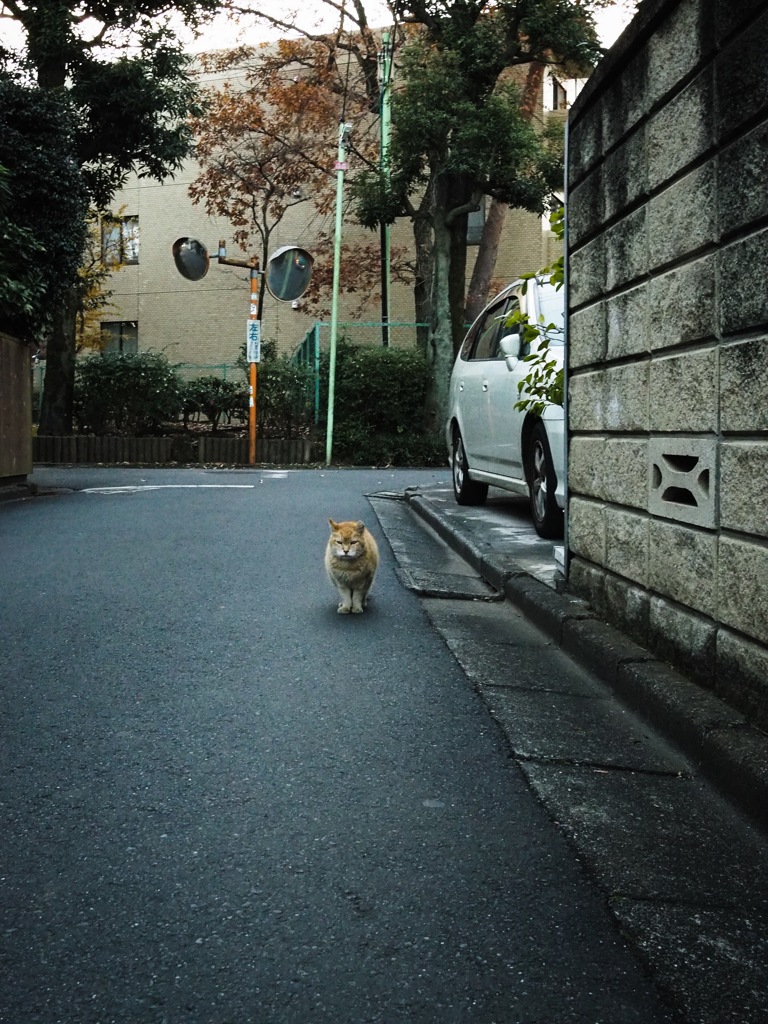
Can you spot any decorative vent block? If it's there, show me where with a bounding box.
[648,437,717,528]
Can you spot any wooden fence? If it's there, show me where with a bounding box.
[33,435,314,466]
[1,332,32,482]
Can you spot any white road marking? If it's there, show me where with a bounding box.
[82,484,256,494]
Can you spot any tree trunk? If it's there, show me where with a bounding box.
[464,62,546,323]
[464,198,507,324]
[39,288,77,436]
[519,61,546,122]
[422,208,453,438]
[412,215,434,355]
[444,170,473,358]
[448,204,470,358]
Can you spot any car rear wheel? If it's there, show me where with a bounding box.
[527,422,564,539]
[452,427,489,506]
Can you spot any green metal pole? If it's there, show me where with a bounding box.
[380,31,392,348]
[313,322,320,425]
[325,121,350,466]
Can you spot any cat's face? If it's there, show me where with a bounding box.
[328,519,366,560]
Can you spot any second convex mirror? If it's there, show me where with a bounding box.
[266,246,314,301]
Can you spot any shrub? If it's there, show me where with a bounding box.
[257,356,314,439]
[74,352,183,435]
[318,342,444,466]
[182,376,247,431]
[236,341,313,438]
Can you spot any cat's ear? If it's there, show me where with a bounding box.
[329,518,339,530]
[355,521,365,532]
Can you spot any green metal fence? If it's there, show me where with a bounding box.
[292,322,427,424]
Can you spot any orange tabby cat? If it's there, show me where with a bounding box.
[325,518,379,614]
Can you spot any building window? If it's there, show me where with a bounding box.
[551,77,568,111]
[101,321,138,354]
[467,197,486,246]
[102,215,139,266]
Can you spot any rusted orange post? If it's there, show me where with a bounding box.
[218,240,261,466]
[247,264,261,465]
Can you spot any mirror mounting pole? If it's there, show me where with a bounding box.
[173,239,312,468]
[218,241,261,465]
[216,239,260,272]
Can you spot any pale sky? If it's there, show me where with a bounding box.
[178,1,635,50]
[0,2,636,62]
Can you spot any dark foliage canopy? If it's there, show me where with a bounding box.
[0,82,89,339]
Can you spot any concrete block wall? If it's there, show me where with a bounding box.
[566,0,768,729]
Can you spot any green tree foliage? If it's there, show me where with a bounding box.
[351,0,601,435]
[70,27,208,208]
[0,83,89,341]
[0,0,222,434]
[0,164,45,335]
[513,207,565,416]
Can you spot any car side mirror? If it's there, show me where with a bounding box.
[498,332,521,369]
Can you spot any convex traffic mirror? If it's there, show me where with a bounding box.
[265,246,314,301]
[172,237,210,281]
[172,240,313,301]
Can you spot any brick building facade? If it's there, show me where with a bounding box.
[100,55,562,366]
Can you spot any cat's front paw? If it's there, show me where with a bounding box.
[337,603,352,614]
[351,605,365,614]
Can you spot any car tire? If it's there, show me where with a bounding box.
[452,427,488,506]
[527,422,564,539]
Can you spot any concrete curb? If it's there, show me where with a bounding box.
[405,490,768,833]
[0,480,37,503]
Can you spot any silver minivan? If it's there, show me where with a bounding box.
[445,277,565,539]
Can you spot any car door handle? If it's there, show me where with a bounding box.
[482,381,489,392]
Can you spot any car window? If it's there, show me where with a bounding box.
[466,296,521,361]
[535,282,565,346]
[469,301,508,360]
[492,296,521,358]
[459,289,528,361]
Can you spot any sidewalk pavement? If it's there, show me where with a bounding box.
[399,483,768,835]
[370,482,768,1024]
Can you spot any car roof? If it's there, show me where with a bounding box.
[466,274,554,330]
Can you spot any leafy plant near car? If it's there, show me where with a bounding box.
[512,207,565,417]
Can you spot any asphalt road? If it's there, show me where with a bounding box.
[1,466,673,1024]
